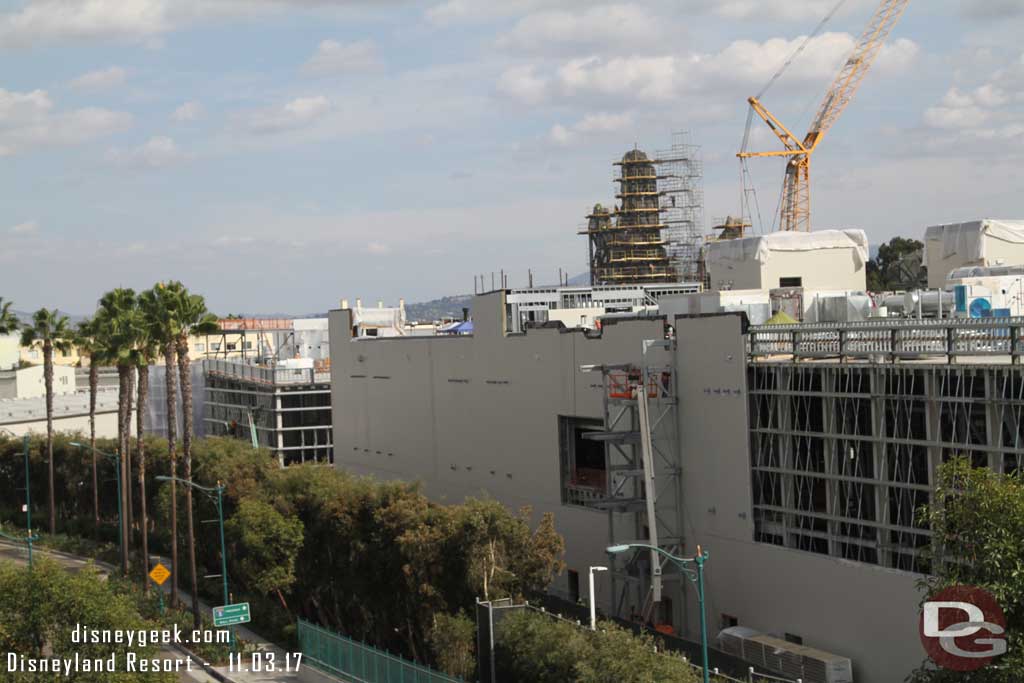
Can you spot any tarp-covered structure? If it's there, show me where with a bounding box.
[704,229,869,292]
[924,220,1024,288]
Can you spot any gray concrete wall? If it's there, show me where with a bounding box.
[328,294,925,683]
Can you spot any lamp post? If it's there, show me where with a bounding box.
[155,475,232,651]
[607,543,711,683]
[70,442,124,572]
[588,566,608,631]
[2,430,36,569]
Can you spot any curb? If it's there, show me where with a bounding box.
[173,641,233,683]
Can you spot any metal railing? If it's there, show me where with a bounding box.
[297,619,465,683]
[204,359,330,386]
[748,317,1024,363]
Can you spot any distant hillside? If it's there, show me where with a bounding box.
[405,295,473,323]
[403,273,589,323]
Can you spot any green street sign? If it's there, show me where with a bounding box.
[213,602,251,627]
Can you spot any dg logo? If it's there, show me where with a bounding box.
[919,585,1007,672]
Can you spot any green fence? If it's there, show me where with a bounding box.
[297,619,466,683]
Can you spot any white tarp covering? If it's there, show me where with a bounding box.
[705,229,869,269]
[923,220,1024,267]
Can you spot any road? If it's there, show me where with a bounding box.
[0,541,325,683]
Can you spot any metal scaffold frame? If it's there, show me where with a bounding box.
[582,339,684,626]
[655,132,705,282]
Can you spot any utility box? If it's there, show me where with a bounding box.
[704,230,868,293]
[924,219,1024,288]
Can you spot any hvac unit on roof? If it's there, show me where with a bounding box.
[717,627,854,683]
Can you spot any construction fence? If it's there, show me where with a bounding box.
[297,619,465,683]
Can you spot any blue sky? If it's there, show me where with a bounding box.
[1,0,1022,314]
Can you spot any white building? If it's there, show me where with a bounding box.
[0,364,76,400]
[0,387,125,438]
[704,230,868,292]
[0,334,18,371]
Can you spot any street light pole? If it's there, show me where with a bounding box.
[607,543,711,683]
[22,435,31,568]
[156,475,233,652]
[71,442,124,572]
[588,566,608,631]
[2,430,37,570]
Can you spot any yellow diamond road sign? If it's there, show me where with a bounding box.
[149,563,171,586]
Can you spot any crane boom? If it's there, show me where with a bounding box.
[738,0,911,232]
[809,0,911,144]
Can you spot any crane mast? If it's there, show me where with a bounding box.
[738,0,911,232]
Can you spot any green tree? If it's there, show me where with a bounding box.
[867,237,927,292]
[132,314,160,590]
[20,308,74,535]
[909,457,1024,681]
[226,498,303,597]
[0,559,175,682]
[139,283,182,607]
[75,318,104,536]
[94,289,141,573]
[0,297,17,336]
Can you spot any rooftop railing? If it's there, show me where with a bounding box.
[204,359,330,385]
[748,317,1024,363]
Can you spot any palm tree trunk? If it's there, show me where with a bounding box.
[137,364,150,593]
[125,367,135,543]
[44,341,55,536]
[117,365,130,574]
[164,342,179,608]
[178,339,200,629]
[89,361,99,538]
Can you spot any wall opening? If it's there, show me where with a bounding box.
[559,416,607,508]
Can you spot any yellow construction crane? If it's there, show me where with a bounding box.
[738,0,911,232]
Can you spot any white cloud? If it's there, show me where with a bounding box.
[247,95,330,133]
[0,1,406,47]
[0,88,132,155]
[698,0,877,21]
[70,66,128,90]
[497,4,661,54]
[498,32,919,106]
[9,220,38,235]
[366,241,391,255]
[172,100,204,122]
[496,65,548,104]
[302,39,380,75]
[548,111,633,146]
[106,136,188,168]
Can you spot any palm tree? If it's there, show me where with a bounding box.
[133,319,159,592]
[94,289,140,574]
[20,308,74,535]
[141,283,183,606]
[0,297,18,336]
[75,318,104,536]
[175,287,219,629]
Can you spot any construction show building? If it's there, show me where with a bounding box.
[328,217,1024,683]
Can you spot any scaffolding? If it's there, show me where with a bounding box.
[580,135,705,286]
[655,133,705,282]
[581,339,684,629]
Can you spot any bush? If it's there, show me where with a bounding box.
[430,611,477,680]
[494,609,699,683]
